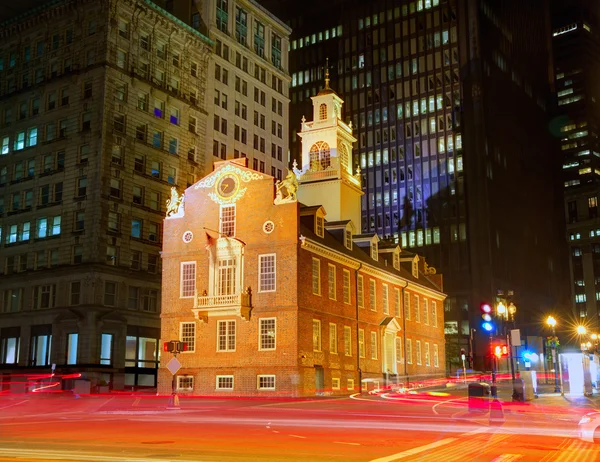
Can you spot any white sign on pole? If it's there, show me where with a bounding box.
[166,357,182,375]
[511,329,522,347]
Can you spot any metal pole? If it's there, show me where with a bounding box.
[490,333,497,398]
[552,326,560,393]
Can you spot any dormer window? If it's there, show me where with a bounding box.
[319,103,327,120]
[371,241,378,261]
[412,259,418,278]
[220,205,236,237]
[345,229,352,250]
[316,215,324,238]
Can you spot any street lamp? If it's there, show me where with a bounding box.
[577,325,587,336]
[497,298,517,399]
[546,316,560,393]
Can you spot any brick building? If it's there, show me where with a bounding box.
[158,81,446,396]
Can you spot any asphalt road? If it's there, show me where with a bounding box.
[0,387,599,461]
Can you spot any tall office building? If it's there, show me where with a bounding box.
[262,0,569,367]
[0,0,212,390]
[551,0,600,328]
[161,0,291,179]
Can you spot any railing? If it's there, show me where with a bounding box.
[196,292,251,308]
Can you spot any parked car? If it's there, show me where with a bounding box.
[578,412,600,442]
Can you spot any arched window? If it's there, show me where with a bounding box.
[339,143,349,171]
[319,104,327,120]
[309,141,331,170]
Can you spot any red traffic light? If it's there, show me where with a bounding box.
[493,344,509,358]
[480,303,492,314]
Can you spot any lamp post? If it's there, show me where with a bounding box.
[497,297,517,399]
[546,316,560,393]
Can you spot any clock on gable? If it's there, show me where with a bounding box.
[217,174,239,198]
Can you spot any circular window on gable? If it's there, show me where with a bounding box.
[182,231,194,243]
[263,221,275,234]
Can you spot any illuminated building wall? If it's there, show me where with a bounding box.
[159,87,446,396]
[0,0,212,389]
[262,0,570,369]
[551,0,600,328]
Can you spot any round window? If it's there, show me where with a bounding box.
[263,221,275,234]
[182,231,194,243]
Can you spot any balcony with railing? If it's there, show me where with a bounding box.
[192,290,252,322]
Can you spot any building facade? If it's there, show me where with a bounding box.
[0,0,212,390]
[551,0,600,328]
[159,0,292,179]
[261,0,570,368]
[159,85,446,396]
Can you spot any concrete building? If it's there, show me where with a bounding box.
[551,0,600,329]
[260,0,570,369]
[158,83,446,396]
[0,0,212,390]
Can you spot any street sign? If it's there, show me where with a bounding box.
[166,356,182,375]
[511,329,521,347]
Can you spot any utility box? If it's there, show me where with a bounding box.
[520,370,537,401]
[468,382,490,412]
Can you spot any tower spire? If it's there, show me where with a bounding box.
[324,57,330,89]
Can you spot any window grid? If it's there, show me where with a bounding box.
[432,301,438,327]
[344,326,352,356]
[423,298,429,325]
[329,323,337,354]
[347,379,355,390]
[406,339,412,364]
[425,342,431,366]
[433,344,439,368]
[332,377,340,390]
[343,269,351,304]
[257,374,275,390]
[217,320,236,352]
[369,279,376,311]
[328,264,336,300]
[180,322,196,352]
[177,375,194,391]
[414,295,420,322]
[396,337,403,363]
[394,288,401,317]
[404,292,411,320]
[370,332,377,359]
[312,258,321,295]
[180,262,196,298]
[357,275,364,308]
[382,284,389,315]
[359,329,365,357]
[259,254,276,292]
[416,340,422,365]
[216,375,234,390]
[220,205,236,236]
[313,319,321,351]
[259,318,276,350]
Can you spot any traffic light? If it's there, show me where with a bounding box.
[493,344,508,358]
[163,340,188,353]
[480,303,494,332]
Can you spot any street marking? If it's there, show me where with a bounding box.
[0,400,28,411]
[132,397,141,407]
[432,397,467,415]
[0,447,207,462]
[491,455,523,462]
[334,441,360,446]
[288,434,307,439]
[368,437,458,462]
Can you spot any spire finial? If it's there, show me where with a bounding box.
[324,57,330,89]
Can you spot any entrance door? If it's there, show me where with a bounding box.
[315,366,324,395]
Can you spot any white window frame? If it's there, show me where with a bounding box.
[343,269,351,304]
[406,338,412,364]
[179,322,196,352]
[425,342,431,366]
[217,320,236,352]
[313,319,322,351]
[394,288,401,317]
[382,283,389,315]
[329,323,337,354]
[357,274,364,308]
[328,264,336,300]
[347,379,355,390]
[332,377,341,390]
[216,375,234,390]
[219,204,236,237]
[432,301,438,327]
[404,292,411,320]
[180,261,196,298]
[259,317,276,350]
[396,337,403,363]
[416,340,422,365]
[423,298,429,325]
[344,326,352,356]
[369,279,376,311]
[359,329,365,358]
[370,331,377,359]
[312,258,321,295]
[258,253,276,292]
[414,295,420,323]
[257,374,276,390]
[433,344,439,368]
[177,375,194,391]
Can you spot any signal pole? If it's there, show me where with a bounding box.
[164,340,187,410]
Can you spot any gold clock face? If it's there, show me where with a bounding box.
[217,175,238,198]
